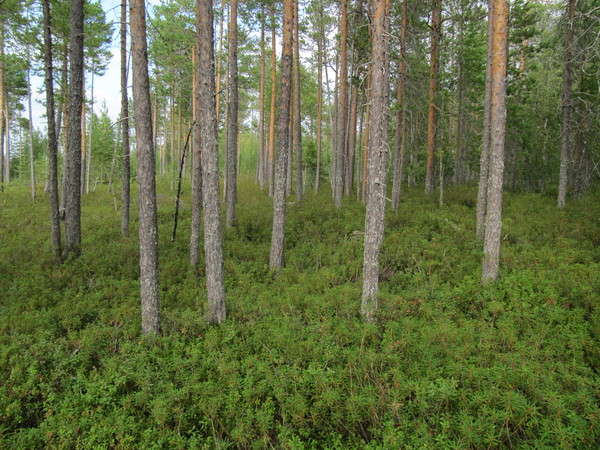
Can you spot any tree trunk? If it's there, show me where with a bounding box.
[315,9,323,193]
[64,0,85,258]
[0,27,4,192]
[42,0,62,261]
[131,0,161,334]
[557,0,575,209]
[293,0,303,202]
[361,0,391,322]
[86,70,94,194]
[269,0,294,270]
[481,0,508,286]
[197,0,226,324]
[392,0,408,209]
[268,9,277,197]
[215,0,225,125]
[121,0,131,238]
[258,7,266,189]
[226,0,238,227]
[26,45,36,201]
[476,1,494,240]
[334,0,348,208]
[425,0,441,194]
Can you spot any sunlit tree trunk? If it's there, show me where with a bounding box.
[269,0,294,269]
[131,0,161,334]
[121,0,131,237]
[64,0,84,258]
[334,0,348,208]
[225,0,238,227]
[42,0,62,260]
[425,0,441,194]
[361,0,391,322]
[557,0,575,209]
[481,0,508,286]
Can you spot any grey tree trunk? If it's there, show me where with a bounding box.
[121,0,131,237]
[315,11,323,193]
[225,0,238,227]
[26,45,35,201]
[269,0,294,270]
[334,0,348,208]
[557,0,575,209]
[258,7,266,190]
[197,0,226,324]
[361,0,390,322]
[42,0,62,261]
[425,0,441,195]
[131,0,161,334]
[481,0,508,286]
[476,1,494,240]
[64,0,84,258]
[293,0,303,202]
[190,50,203,267]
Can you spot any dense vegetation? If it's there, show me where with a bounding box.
[1,179,598,447]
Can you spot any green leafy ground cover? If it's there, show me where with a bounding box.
[0,180,598,448]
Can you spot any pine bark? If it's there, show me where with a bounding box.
[481,0,508,286]
[64,0,85,258]
[557,0,575,209]
[315,10,323,193]
[225,0,238,227]
[268,10,277,197]
[131,0,161,334]
[476,1,494,240]
[121,0,131,237]
[293,0,303,202]
[197,0,226,324]
[258,8,266,190]
[334,0,348,208]
[269,0,294,270]
[361,0,390,322]
[425,0,441,194]
[42,0,62,261]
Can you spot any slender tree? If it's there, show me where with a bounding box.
[64,0,85,258]
[293,0,303,202]
[557,0,575,209]
[425,0,442,194]
[42,0,62,261]
[269,0,294,269]
[361,0,391,322]
[315,2,323,192]
[121,0,131,237]
[334,0,348,208]
[258,6,266,190]
[197,0,226,324]
[131,0,161,334]
[481,0,508,285]
[225,0,238,227]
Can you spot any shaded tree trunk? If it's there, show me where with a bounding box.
[315,8,323,192]
[362,0,391,322]
[64,0,85,258]
[425,0,441,194]
[131,0,161,334]
[268,9,277,197]
[258,7,266,190]
[226,0,238,227]
[121,0,131,237]
[26,45,35,200]
[481,0,508,286]
[197,0,226,324]
[557,0,575,209]
[334,0,348,208]
[42,0,62,261]
[269,0,294,270]
[293,0,303,202]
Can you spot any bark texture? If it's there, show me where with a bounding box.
[42,0,62,261]
[225,0,238,227]
[481,0,508,286]
[269,0,294,270]
[557,0,575,209]
[197,0,226,324]
[131,0,161,334]
[361,0,390,322]
[121,0,131,237]
[425,0,441,194]
[64,0,84,258]
[293,0,303,202]
[334,0,348,208]
[268,10,277,197]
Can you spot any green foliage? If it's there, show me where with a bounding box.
[0,180,598,447]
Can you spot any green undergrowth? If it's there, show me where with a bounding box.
[0,180,598,448]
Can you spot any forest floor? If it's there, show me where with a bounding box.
[0,179,598,448]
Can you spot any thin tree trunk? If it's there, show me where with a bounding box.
[268,9,277,197]
[131,0,161,334]
[315,7,323,192]
[361,0,390,322]
[557,0,575,209]
[334,0,348,208]
[293,0,303,202]
[226,0,238,227]
[0,27,4,192]
[476,1,494,240]
[269,0,294,270]
[346,83,358,195]
[81,75,86,195]
[26,45,36,200]
[121,0,131,237]
[197,0,226,324]
[481,0,508,285]
[362,70,371,202]
[64,0,85,258]
[42,0,62,261]
[258,7,266,189]
[425,0,441,194]
[215,0,225,124]
[86,70,94,194]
